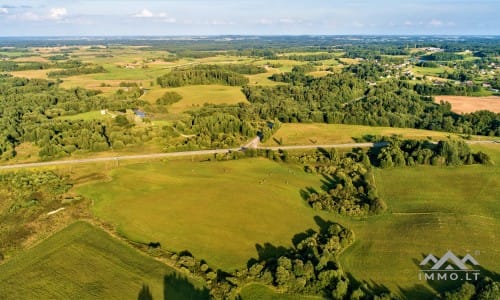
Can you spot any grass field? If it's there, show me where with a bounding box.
[239,284,323,300]
[411,66,449,76]
[263,123,494,146]
[339,144,500,299]
[435,95,500,113]
[76,158,333,272]
[0,221,208,300]
[57,110,108,121]
[141,85,248,113]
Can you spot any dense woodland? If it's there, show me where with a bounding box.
[157,65,252,87]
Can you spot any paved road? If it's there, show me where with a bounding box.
[0,140,497,170]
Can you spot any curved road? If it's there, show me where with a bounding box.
[0,140,497,170]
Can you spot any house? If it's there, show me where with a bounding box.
[134,110,146,118]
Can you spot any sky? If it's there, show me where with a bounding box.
[0,0,499,36]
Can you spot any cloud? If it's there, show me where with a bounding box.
[134,9,154,18]
[49,8,67,20]
[404,20,413,26]
[429,19,443,26]
[0,7,8,14]
[279,18,302,24]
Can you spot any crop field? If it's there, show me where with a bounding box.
[76,158,334,271]
[339,144,500,299]
[435,95,500,113]
[57,110,108,121]
[263,123,492,146]
[0,221,208,300]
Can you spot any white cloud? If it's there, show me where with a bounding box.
[404,20,413,26]
[258,19,273,25]
[429,19,443,26]
[162,18,177,23]
[0,7,8,14]
[279,18,302,24]
[134,9,154,18]
[49,7,67,20]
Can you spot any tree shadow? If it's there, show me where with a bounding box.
[299,187,318,200]
[138,283,153,300]
[163,273,210,300]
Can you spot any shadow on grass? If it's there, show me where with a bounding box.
[163,273,210,300]
[138,283,153,300]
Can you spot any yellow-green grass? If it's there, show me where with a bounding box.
[307,70,333,78]
[142,85,248,113]
[264,123,496,146]
[411,66,451,76]
[246,69,283,86]
[57,110,108,121]
[10,69,52,79]
[0,221,208,300]
[339,144,500,299]
[240,284,323,300]
[76,158,334,272]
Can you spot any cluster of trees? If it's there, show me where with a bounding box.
[156,65,250,87]
[346,62,386,81]
[47,64,106,78]
[0,61,49,71]
[156,91,182,105]
[243,71,499,136]
[283,53,337,61]
[422,52,464,61]
[444,277,500,300]
[297,148,386,216]
[376,139,491,167]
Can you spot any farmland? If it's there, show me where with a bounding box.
[76,158,332,271]
[435,95,500,113]
[0,35,499,299]
[263,123,494,147]
[0,221,207,300]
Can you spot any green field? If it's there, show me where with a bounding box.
[0,221,208,300]
[141,85,248,112]
[339,144,500,299]
[264,123,493,146]
[57,110,108,121]
[240,284,323,300]
[77,158,333,271]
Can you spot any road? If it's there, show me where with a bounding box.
[0,140,497,170]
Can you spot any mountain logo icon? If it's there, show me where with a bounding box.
[420,250,480,270]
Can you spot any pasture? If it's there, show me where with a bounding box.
[339,144,500,298]
[435,95,500,113]
[263,123,491,146]
[141,85,248,113]
[239,284,322,300]
[0,221,208,300]
[76,158,333,272]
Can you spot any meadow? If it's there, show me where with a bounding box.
[263,123,494,146]
[77,158,334,272]
[339,144,500,298]
[141,85,248,113]
[0,221,208,300]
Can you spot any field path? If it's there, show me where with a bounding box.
[0,140,497,170]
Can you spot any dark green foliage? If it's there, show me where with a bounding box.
[376,139,491,167]
[157,65,249,87]
[296,148,385,216]
[0,61,49,72]
[422,52,464,61]
[156,91,182,105]
[47,65,106,78]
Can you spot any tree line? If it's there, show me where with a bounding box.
[156,65,252,87]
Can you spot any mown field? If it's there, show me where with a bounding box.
[263,123,495,146]
[141,85,248,113]
[77,158,333,272]
[339,144,500,299]
[239,284,323,300]
[435,95,500,113]
[0,221,208,300]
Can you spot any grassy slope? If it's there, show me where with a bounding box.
[77,158,332,272]
[239,284,323,300]
[264,123,495,146]
[339,144,500,299]
[0,221,207,300]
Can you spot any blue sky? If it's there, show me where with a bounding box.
[0,0,498,36]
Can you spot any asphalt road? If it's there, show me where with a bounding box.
[0,140,497,170]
